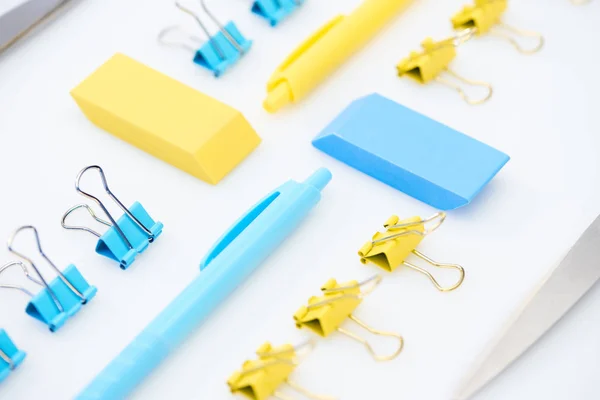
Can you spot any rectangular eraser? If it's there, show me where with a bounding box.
[312,93,509,210]
[71,53,261,184]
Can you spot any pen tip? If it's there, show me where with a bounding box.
[264,82,291,113]
[304,168,332,191]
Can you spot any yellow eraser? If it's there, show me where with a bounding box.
[71,53,261,184]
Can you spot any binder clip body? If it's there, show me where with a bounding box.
[251,0,304,27]
[358,213,465,292]
[295,279,362,337]
[27,264,96,330]
[294,276,403,362]
[193,21,251,76]
[62,166,163,270]
[2,227,97,332]
[451,0,543,54]
[398,37,457,84]
[397,36,492,105]
[228,341,334,400]
[95,201,163,268]
[0,329,26,383]
[452,0,506,36]
[158,1,252,77]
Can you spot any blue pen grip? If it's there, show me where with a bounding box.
[76,333,169,400]
[77,272,225,400]
[78,241,295,399]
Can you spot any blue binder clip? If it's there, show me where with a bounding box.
[313,93,510,210]
[251,0,304,27]
[2,227,97,332]
[158,1,252,77]
[61,166,163,270]
[0,329,26,383]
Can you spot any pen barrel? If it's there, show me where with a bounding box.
[348,0,412,40]
[74,331,170,400]
[268,0,413,106]
[307,0,412,90]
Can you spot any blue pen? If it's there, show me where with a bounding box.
[77,168,332,400]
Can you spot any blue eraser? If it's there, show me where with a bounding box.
[312,93,509,210]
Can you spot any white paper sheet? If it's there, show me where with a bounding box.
[0,0,66,50]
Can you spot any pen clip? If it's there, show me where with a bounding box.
[274,15,344,73]
[200,191,281,270]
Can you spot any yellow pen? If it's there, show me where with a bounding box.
[264,0,414,113]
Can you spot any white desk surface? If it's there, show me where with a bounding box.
[0,0,599,399]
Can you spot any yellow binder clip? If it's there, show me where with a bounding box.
[228,341,335,400]
[397,36,492,105]
[358,212,465,292]
[451,0,543,54]
[294,275,404,362]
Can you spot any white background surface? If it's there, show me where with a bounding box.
[0,0,599,399]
